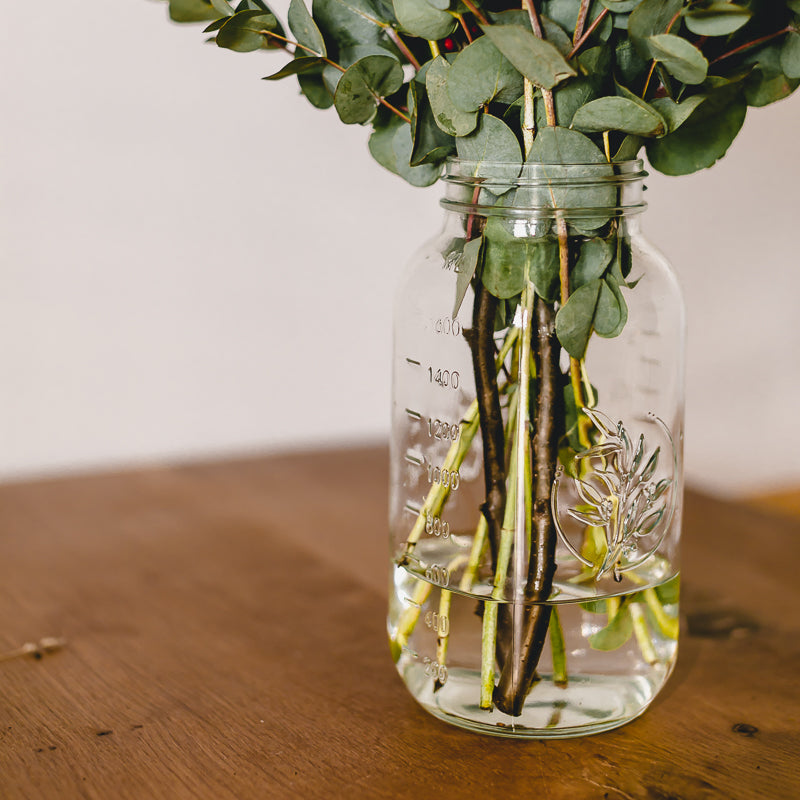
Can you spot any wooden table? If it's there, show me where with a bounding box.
[1,446,798,799]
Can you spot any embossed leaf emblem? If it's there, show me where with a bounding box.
[552,409,676,581]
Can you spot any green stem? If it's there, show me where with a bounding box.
[643,587,679,640]
[631,602,657,665]
[549,606,568,687]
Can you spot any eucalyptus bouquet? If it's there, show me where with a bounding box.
[162,0,798,732]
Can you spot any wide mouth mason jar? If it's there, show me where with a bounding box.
[388,159,685,738]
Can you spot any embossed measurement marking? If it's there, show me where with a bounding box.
[405,408,423,421]
[404,450,425,466]
[406,357,421,366]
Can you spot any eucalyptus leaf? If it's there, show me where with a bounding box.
[264,56,324,80]
[592,279,622,336]
[535,77,598,129]
[543,0,613,42]
[313,0,390,59]
[453,236,482,317]
[611,135,640,161]
[589,605,634,650]
[369,116,441,185]
[455,114,522,180]
[288,0,327,56]
[556,279,601,359]
[216,10,282,51]
[596,276,628,337]
[297,69,335,108]
[524,127,614,222]
[334,55,403,124]
[425,56,478,137]
[646,34,708,85]
[628,0,683,56]
[655,574,680,605]
[409,81,455,166]
[615,37,650,89]
[600,0,640,12]
[391,120,442,186]
[744,42,800,107]
[169,0,218,22]
[572,96,666,136]
[481,220,528,299]
[647,86,746,174]
[211,0,235,16]
[781,32,800,80]
[393,0,456,40]
[480,24,577,90]
[526,125,607,165]
[447,36,524,112]
[649,94,706,133]
[483,220,560,301]
[572,238,613,290]
[683,4,752,37]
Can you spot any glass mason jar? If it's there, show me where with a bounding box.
[388,159,685,738]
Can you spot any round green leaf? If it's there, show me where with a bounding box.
[589,605,634,650]
[628,0,683,55]
[169,0,218,22]
[298,69,335,108]
[425,56,478,137]
[781,32,800,80]
[447,36,524,112]
[392,121,442,186]
[216,10,281,52]
[369,116,441,186]
[524,128,614,223]
[649,95,706,134]
[479,24,576,90]
[392,0,456,40]
[455,113,522,180]
[408,81,455,166]
[598,276,628,338]
[646,34,708,85]
[646,94,747,175]
[288,0,327,56]
[556,279,601,359]
[572,96,666,136]
[600,0,640,11]
[334,55,403,124]
[313,0,391,58]
[683,4,752,37]
[593,279,622,336]
[572,238,613,290]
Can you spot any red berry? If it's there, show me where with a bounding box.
[443,37,455,51]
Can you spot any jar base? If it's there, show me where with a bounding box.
[403,666,672,739]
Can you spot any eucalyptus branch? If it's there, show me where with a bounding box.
[387,28,421,70]
[521,0,544,39]
[461,0,489,27]
[711,26,794,65]
[259,29,411,122]
[573,0,592,45]
[567,8,609,59]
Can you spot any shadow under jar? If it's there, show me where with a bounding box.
[388,159,685,738]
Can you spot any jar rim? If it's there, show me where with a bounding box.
[443,158,647,185]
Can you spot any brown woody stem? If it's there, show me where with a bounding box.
[493,298,561,715]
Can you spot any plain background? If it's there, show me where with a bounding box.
[2,0,799,496]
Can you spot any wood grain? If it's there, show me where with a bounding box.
[0,446,798,799]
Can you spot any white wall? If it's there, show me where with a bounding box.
[2,0,799,496]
